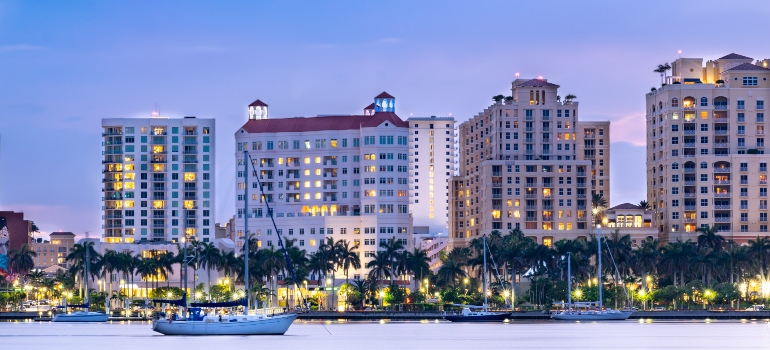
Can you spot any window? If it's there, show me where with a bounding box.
[743,77,758,86]
[700,97,708,106]
[738,100,745,110]
[671,98,679,107]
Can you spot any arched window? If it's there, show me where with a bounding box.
[672,162,679,170]
[529,91,534,105]
[652,105,656,112]
[659,102,663,110]
[659,165,663,172]
[700,97,708,106]
[700,162,708,169]
[541,90,546,104]
[671,98,679,107]
[535,90,540,105]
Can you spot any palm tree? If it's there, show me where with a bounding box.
[436,258,466,287]
[197,242,222,297]
[135,255,156,299]
[366,251,392,289]
[591,193,607,211]
[638,200,651,210]
[564,94,577,103]
[404,248,430,287]
[748,236,770,281]
[379,237,405,279]
[660,240,693,287]
[335,240,361,284]
[697,224,725,252]
[654,63,671,85]
[8,244,37,278]
[631,237,659,294]
[492,94,505,103]
[100,249,120,295]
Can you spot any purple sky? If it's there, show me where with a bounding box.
[1,0,769,238]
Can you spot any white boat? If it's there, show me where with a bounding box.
[551,226,632,321]
[551,309,632,321]
[52,311,109,322]
[152,150,298,335]
[153,312,296,335]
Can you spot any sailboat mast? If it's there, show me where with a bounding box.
[482,236,487,312]
[243,150,250,312]
[85,233,89,310]
[597,225,603,309]
[567,252,571,311]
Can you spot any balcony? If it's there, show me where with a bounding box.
[684,180,696,186]
[714,105,728,110]
[492,194,502,199]
[685,205,696,211]
[577,194,587,199]
[715,130,728,135]
[492,182,502,188]
[715,217,731,223]
[714,167,731,173]
[714,204,730,210]
[714,193,731,197]
[525,205,537,210]
[684,218,696,223]
[684,130,696,135]
[151,158,167,164]
[542,216,553,222]
[577,215,587,221]
[525,216,537,222]
[684,142,695,148]
[684,168,696,173]
[577,205,587,210]
[684,193,697,198]
[577,171,586,176]
[526,194,538,199]
[714,117,728,123]
[577,183,586,188]
[714,180,731,185]
[542,205,554,210]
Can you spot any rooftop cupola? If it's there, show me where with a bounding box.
[364,103,375,116]
[248,99,268,120]
[374,92,395,113]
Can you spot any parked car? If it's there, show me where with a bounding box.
[746,304,765,311]
[652,307,666,311]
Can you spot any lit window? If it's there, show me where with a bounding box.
[124,200,134,208]
[154,200,165,209]
[183,200,194,209]
[315,156,321,164]
[184,173,196,181]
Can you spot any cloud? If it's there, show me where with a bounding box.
[609,113,647,147]
[376,37,402,44]
[0,44,47,53]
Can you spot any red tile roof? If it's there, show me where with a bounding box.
[725,63,770,72]
[516,79,560,88]
[609,203,642,210]
[240,112,407,134]
[249,99,268,107]
[719,53,752,60]
[375,91,395,99]
[364,103,375,110]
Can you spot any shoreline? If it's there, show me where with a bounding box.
[3,310,770,322]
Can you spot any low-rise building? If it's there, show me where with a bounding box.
[31,232,76,270]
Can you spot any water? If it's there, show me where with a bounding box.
[2,319,770,349]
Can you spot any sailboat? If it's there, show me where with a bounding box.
[551,225,632,321]
[445,236,511,322]
[152,150,297,335]
[53,235,109,322]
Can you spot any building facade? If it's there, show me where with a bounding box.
[234,93,412,279]
[31,232,76,270]
[577,121,611,204]
[101,116,216,243]
[407,116,456,234]
[449,78,610,248]
[647,53,770,243]
[602,203,658,248]
[0,211,31,251]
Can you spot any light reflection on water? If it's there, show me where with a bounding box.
[2,319,770,350]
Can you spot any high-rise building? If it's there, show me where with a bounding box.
[234,93,412,279]
[101,116,216,243]
[577,121,611,204]
[646,53,770,243]
[449,78,609,248]
[407,116,456,234]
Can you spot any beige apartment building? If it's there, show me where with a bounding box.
[449,78,610,248]
[407,116,456,235]
[646,53,770,243]
[31,232,76,270]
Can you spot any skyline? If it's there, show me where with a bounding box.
[2,0,770,237]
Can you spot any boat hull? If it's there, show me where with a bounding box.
[445,313,511,322]
[52,312,109,322]
[152,313,297,335]
[551,311,632,321]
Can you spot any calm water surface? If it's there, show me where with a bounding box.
[2,319,770,349]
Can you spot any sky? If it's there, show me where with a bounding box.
[1,0,769,238]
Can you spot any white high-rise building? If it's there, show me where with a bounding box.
[407,116,456,234]
[101,116,216,243]
[234,93,412,279]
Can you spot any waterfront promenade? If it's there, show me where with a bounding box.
[4,310,770,321]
